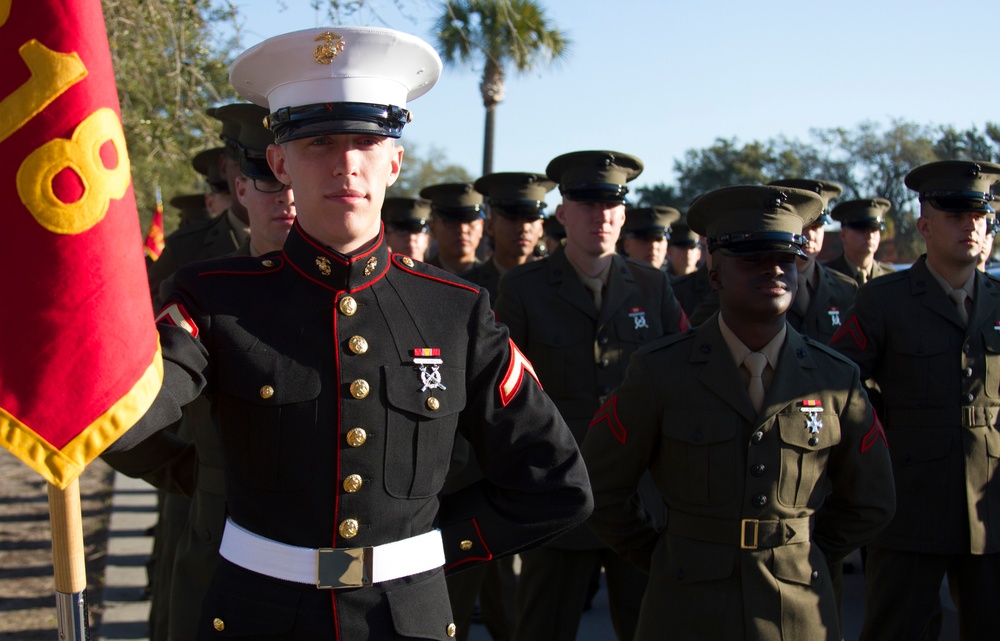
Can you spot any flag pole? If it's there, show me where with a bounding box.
[48,479,90,641]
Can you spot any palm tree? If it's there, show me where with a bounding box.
[434,0,569,175]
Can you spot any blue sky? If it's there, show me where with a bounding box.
[228,0,999,190]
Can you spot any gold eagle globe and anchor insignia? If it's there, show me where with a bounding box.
[315,256,332,276]
[314,31,346,64]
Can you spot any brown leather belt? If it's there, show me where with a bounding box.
[667,512,811,550]
[889,406,996,429]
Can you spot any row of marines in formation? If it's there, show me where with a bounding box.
[104,26,999,641]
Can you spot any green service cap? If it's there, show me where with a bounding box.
[474,172,556,220]
[546,150,643,204]
[767,178,842,222]
[221,103,275,180]
[831,197,891,230]
[905,160,1000,213]
[623,206,681,240]
[419,183,485,221]
[382,197,431,232]
[668,217,702,247]
[207,105,245,161]
[687,185,823,259]
[192,147,228,192]
[170,193,211,226]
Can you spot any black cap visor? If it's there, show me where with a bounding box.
[625,228,669,241]
[239,149,278,181]
[709,231,807,260]
[560,183,628,204]
[267,102,410,143]
[388,220,429,234]
[491,201,547,220]
[433,206,485,222]
[843,218,886,231]
[920,191,995,214]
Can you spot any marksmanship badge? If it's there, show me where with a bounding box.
[413,348,446,391]
[628,307,648,330]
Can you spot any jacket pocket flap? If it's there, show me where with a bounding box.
[384,365,465,418]
[777,412,841,450]
[216,349,321,404]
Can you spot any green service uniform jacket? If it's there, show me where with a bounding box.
[581,316,895,640]
[462,259,503,307]
[146,211,242,310]
[824,254,895,285]
[690,265,857,342]
[105,222,592,641]
[670,263,712,320]
[495,248,688,549]
[830,256,1000,555]
[786,264,857,345]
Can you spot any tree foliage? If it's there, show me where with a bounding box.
[433,0,568,173]
[388,142,473,197]
[638,120,1000,261]
[104,0,239,232]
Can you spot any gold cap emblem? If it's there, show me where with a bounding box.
[314,31,345,65]
[316,256,332,276]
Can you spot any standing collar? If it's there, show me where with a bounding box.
[281,220,391,292]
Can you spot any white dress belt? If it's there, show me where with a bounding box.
[219,518,445,589]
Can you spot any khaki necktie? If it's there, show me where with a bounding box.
[949,289,970,325]
[742,351,768,413]
[584,278,603,311]
[856,269,868,287]
[793,272,810,316]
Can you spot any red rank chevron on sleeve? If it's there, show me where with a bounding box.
[589,396,626,444]
[498,338,541,407]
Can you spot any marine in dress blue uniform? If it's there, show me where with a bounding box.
[105,27,591,641]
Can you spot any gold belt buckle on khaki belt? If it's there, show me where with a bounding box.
[316,546,374,589]
[740,519,759,549]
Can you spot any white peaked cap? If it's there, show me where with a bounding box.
[231,26,441,111]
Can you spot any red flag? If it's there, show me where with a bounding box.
[0,0,163,488]
[144,197,165,261]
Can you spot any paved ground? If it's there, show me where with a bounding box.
[1,458,961,640]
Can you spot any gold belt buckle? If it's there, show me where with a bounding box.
[740,519,759,549]
[316,546,373,589]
